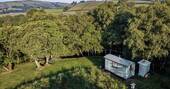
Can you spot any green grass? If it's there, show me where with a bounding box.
[45,8,63,14]
[0,57,103,89]
[68,2,105,12]
[0,56,170,89]
[133,74,170,89]
[0,8,63,17]
[5,2,24,7]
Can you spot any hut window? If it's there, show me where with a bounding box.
[112,61,123,68]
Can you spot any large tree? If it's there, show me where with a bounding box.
[16,20,66,68]
[91,2,134,56]
[0,26,21,71]
[124,3,170,60]
[61,14,102,56]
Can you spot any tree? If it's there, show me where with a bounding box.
[90,2,117,31]
[16,20,66,68]
[91,2,134,56]
[0,26,22,71]
[63,6,70,12]
[26,9,54,21]
[166,0,170,6]
[62,14,102,56]
[124,3,170,60]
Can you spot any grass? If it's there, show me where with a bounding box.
[0,56,170,89]
[133,74,170,89]
[0,57,103,89]
[0,8,63,17]
[68,2,104,12]
[45,8,63,14]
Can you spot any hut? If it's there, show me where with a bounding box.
[104,54,135,79]
[138,60,151,77]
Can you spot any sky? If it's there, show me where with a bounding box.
[0,0,84,3]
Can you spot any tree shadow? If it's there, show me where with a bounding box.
[86,56,104,69]
[13,67,100,89]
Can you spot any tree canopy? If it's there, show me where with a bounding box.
[124,3,170,60]
[0,2,169,71]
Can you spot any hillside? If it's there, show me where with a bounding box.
[0,1,68,14]
[67,0,155,13]
[68,1,105,12]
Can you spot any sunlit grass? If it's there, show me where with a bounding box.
[0,57,102,89]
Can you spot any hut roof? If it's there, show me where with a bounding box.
[104,54,134,66]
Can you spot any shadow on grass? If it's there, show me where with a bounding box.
[12,56,127,89]
[86,56,104,68]
[13,67,100,89]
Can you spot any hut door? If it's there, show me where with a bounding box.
[130,65,135,76]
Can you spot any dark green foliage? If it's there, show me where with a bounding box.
[63,6,70,12]
[0,2,169,70]
[61,14,102,55]
[91,2,135,57]
[90,2,117,31]
[124,3,170,60]
[166,0,170,6]
[0,9,102,69]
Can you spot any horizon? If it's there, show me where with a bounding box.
[0,0,101,3]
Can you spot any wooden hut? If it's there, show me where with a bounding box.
[104,54,135,79]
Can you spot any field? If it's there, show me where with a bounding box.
[68,1,104,12]
[45,8,63,14]
[0,8,63,17]
[0,57,170,89]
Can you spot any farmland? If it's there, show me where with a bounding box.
[0,0,67,14]
[68,1,104,12]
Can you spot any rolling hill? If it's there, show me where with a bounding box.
[0,1,68,14]
[67,1,105,12]
[67,0,156,13]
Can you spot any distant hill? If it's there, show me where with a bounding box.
[67,1,105,12]
[67,0,161,13]
[0,1,68,14]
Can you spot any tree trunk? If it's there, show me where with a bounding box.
[92,51,94,56]
[80,50,84,56]
[45,56,50,65]
[3,63,13,72]
[34,59,41,69]
[152,63,155,73]
[109,49,112,54]
[160,59,166,71]
[3,66,10,71]
[7,63,12,70]
[105,49,107,55]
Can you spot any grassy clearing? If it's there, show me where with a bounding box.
[0,57,170,89]
[0,57,104,89]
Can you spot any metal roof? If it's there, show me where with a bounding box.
[138,59,151,66]
[104,54,134,66]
